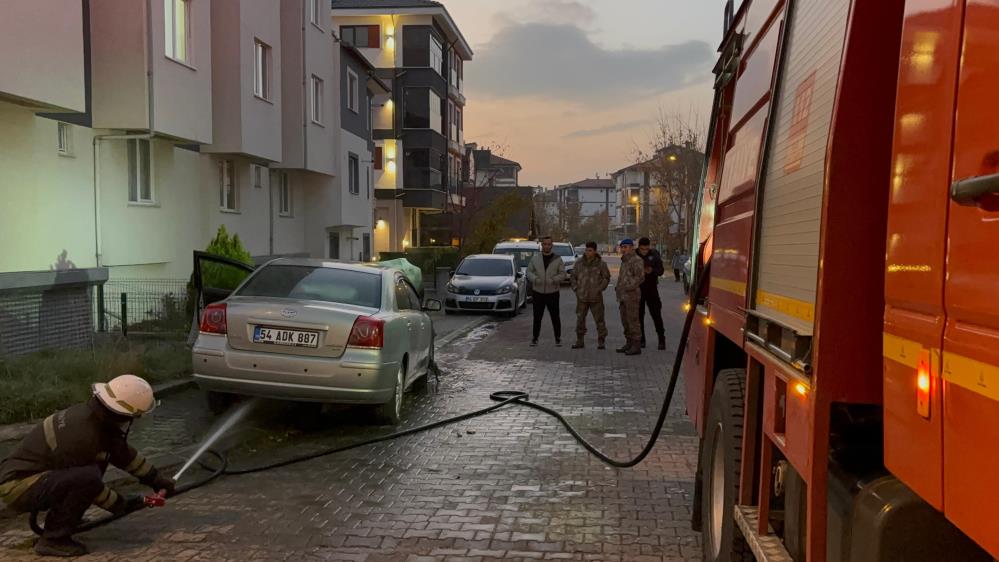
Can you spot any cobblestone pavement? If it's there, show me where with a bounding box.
[1,279,702,561]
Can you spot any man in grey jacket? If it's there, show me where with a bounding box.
[527,236,567,346]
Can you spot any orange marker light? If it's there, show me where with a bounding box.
[794,382,808,397]
[683,302,692,312]
[916,349,931,419]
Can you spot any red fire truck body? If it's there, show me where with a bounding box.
[685,1,999,561]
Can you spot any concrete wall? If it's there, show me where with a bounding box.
[150,0,213,143]
[0,0,86,112]
[336,130,374,255]
[374,139,400,189]
[203,155,270,257]
[279,0,337,176]
[0,103,96,273]
[205,0,242,155]
[341,49,372,141]
[273,171,308,255]
[90,0,149,130]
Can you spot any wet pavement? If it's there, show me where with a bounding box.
[0,278,701,561]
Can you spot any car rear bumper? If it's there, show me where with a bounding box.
[192,334,398,404]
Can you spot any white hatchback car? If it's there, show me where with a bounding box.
[443,254,526,316]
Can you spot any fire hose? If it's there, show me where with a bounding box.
[31,258,711,536]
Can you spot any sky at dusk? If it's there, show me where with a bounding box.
[443,0,728,187]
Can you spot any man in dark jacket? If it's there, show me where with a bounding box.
[0,375,176,557]
[637,237,667,350]
[570,241,611,349]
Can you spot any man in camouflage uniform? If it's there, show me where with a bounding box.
[570,241,611,349]
[615,238,645,355]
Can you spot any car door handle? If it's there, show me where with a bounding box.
[951,172,999,206]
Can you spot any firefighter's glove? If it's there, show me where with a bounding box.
[149,473,176,497]
[112,494,146,515]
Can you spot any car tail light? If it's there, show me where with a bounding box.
[199,303,228,335]
[347,316,384,349]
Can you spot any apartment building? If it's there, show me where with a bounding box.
[0,1,354,355]
[612,163,651,235]
[466,143,522,187]
[555,178,616,219]
[332,0,473,253]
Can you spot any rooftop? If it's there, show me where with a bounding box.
[560,178,614,189]
[331,0,473,58]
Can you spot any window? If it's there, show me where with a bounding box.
[395,277,417,310]
[348,154,360,195]
[404,88,429,129]
[374,146,383,170]
[429,90,442,134]
[57,123,72,156]
[277,172,292,216]
[219,160,237,211]
[237,265,382,309]
[340,25,379,48]
[347,68,358,113]
[328,231,340,259]
[310,75,323,124]
[127,139,152,203]
[430,36,443,76]
[366,166,371,199]
[309,0,324,29]
[252,164,264,189]
[164,0,191,63]
[254,40,271,100]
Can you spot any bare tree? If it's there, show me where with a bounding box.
[634,108,706,251]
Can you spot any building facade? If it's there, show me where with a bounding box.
[466,143,521,187]
[332,0,473,253]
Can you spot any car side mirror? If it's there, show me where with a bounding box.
[516,271,524,279]
[448,270,455,277]
[423,299,443,312]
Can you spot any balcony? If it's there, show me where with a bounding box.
[90,0,213,143]
[0,1,86,112]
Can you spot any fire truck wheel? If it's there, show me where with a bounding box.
[700,368,752,562]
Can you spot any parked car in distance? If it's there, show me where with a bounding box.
[552,242,576,283]
[444,254,526,317]
[492,240,541,300]
[191,257,441,424]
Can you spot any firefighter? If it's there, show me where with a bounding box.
[615,238,646,355]
[0,375,176,557]
[636,237,667,350]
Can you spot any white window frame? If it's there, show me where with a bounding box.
[127,139,154,204]
[252,164,264,189]
[311,75,324,125]
[348,153,360,195]
[430,35,443,76]
[57,123,72,156]
[347,68,359,113]
[219,159,238,212]
[309,0,324,30]
[278,172,292,216]
[254,39,271,100]
[164,0,191,65]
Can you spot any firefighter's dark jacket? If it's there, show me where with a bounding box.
[0,398,162,513]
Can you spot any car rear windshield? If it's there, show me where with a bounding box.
[456,259,513,277]
[236,265,382,308]
[553,245,574,257]
[494,248,538,269]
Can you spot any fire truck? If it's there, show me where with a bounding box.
[684,0,999,560]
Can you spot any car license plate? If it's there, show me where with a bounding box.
[253,326,320,348]
[466,296,489,302]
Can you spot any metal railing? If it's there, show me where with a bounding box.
[95,279,192,337]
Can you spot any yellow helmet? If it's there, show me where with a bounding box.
[93,374,156,417]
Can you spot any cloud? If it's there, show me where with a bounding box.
[465,22,713,106]
[564,119,646,138]
[524,0,596,26]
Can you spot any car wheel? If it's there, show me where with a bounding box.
[700,368,753,562]
[376,363,405,425]
[206,391,236,416]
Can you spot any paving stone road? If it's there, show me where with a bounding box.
[0,275,702,561]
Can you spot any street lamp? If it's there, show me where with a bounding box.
[630,194,640,237]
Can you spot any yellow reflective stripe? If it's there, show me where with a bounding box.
[756,290,815,324]
[124,454,146,473]
[883,332,922,369]
[132,459,153,478]
[94,487,119,511]
[0,472,45,504]
[42,416,58,451]
[943,352,999,403]
[712,277,747,297]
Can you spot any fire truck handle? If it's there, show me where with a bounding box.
[951,172,999,206]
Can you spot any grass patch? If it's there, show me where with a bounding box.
[0,340,192,425]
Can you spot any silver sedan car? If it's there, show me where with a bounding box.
[192,257,440,424]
